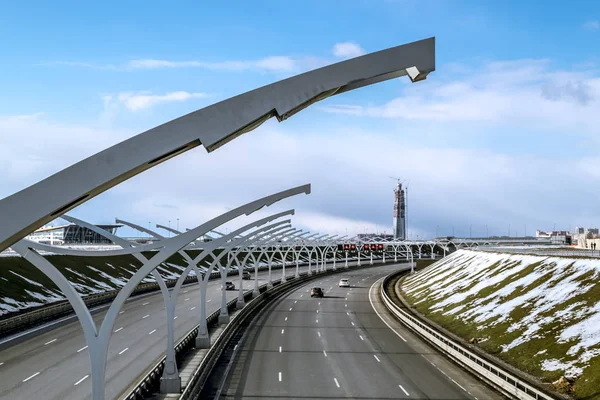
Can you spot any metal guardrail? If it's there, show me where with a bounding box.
[121,278,264,400]
[381,271,559,400]
[123,258,385,400]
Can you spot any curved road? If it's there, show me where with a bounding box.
[0,264,315,400]
[207,263,506,399]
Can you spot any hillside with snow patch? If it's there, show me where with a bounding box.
[402,249,600,399]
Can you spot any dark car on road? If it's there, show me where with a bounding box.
[311,287,324,298]
[224,281,235,290]
[242,271,251,280]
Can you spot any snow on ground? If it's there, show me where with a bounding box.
[403,249,600,379]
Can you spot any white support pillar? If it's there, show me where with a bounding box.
[370,252,373,265]
[345,251,349,268]
[280,250,287,283]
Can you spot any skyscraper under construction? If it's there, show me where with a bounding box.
[393,182,406,240]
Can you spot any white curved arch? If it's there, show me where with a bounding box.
[0,38,435,253]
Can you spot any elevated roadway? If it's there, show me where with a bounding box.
[0,265,315,400]
[205,263,505,399]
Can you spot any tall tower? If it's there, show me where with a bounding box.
[393,182,406,240]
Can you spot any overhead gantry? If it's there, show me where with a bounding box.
[0,37,435,253]
[10,184,309,400]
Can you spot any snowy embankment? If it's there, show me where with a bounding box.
[402,249,600,398]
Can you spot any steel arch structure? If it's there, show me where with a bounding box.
[0,37,435,253]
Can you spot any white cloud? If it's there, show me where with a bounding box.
[127,56,298,73]
[105,91,208,111]
[320,59,600,136]
[332,42,366,59]
[583,20,600,31]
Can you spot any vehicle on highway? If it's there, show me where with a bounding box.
[242,271,252,280]
[224,281,236,290]
[338,278,350,287]
[311,287,324,297]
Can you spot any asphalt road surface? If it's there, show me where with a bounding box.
[209,263,506,400]
[0,264,314,400]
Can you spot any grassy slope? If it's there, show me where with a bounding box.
[400,250,600,400]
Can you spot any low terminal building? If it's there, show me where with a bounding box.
[25,224,123,245]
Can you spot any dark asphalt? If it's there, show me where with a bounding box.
[211,263,505,400]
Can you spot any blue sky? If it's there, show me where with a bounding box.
[1,1,600,239]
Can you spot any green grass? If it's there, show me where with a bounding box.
[401,252,600,399]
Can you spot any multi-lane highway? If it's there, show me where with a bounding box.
[0,264,313,400]
[207,263,505,399]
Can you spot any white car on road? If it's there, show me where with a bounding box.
[338,278,350,288]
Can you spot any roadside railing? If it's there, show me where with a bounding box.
[381,271,560,400]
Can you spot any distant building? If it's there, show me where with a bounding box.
[357,233,394,241]
[587,228,599,235]
[536,230,569,238]
[25,224,122,245]
[392,182,406,240]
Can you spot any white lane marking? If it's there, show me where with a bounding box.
[318,302,321,305]
[77,346,88,353]
[316,319,319,323]
[119,311,125,314]
[234,344,238,350]
[368,278,407,342]
[294,300,297,304]
[359,335,364,341]
[279,372,282,382]
[279,346,282,353]
[334,377,340,388]
[351,322,355,326]
[317,332,321,337]
[143,314,150,319]
[143,302,149,306]
[44,339,57,345]
[300,294,303,297]
[0,362,3,366]
[323,350,328,357]
[74,375,89,386]
[289,308,293,311]
[345,297,347,300]
[114,327,123,333]
[183,290,188,293]
[190,306,196,310]
[316,310,319,313]
[285,317,288,321]
[174,316,178,320]
[281,329,285,335]
[374,355,381,362]
[23,372,40,382]
[149,329,157,335]
[399,384,410,396]
[345,304,347,307]
[346,312,350,315]
[184,298,190,301]
[207,299,212,302]
[119,348,129,355]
